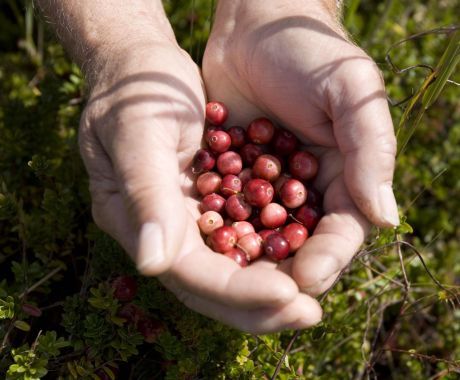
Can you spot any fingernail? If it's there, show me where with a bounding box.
[136,222,165,272]
[379,184,399,226]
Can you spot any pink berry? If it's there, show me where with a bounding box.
[227,126,247,148]
[273,129,299,156]
[247,117,275,144]
[207,130,232,153]
[237,232,263,260]
[225,193,252,221]
[258,229,278,242]
[220,174,242,197]
[260,203,288,228]
[196,172,222,196]
[137,316,164,343]
[243,179,274,208]
[240,143,264,166]
[200,193,226,213]
[216,151,243,175]
[281,223,308,252]
[224,248,249,267]
[274,173,292,195]
[252,154,282,182]
[263,232,290,261]
[238,168,253,187]
[191,148,215,174]
[206,101,228,126]
[198,211,224,235]
[210,226,238,253]
[289,151,319,181]
[279,179,307,208]
[112,275,138,302]
[294,206,322,233]
[232,221,255,239]
[205,125,223,140]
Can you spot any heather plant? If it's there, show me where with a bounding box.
[0,0,459,379]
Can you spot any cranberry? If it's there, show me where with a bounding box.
[220,174,242,197]
[111,275,138,302]
[294,205,322,233]
[237,232,263,260]
[238,168,253,187]
[243,179,274,207]
[200,193,226,213]
[306,187,323,208]
[273,129,299,156]
[232,221,255,239]
[137,316,164,343]
[206,101,228,126]
[281,223,308,252]
[198,211,224,235]
[216,151,243,175]
[240,143,264,166]
[191,148,215,174]
[205,125,223,140]
[289,151,319,180]
[225,193,252,221]
[227,126,247,148]
[279,179,307,208]
[260,203,288,228]
[264,232,290,261]
[252,154,282,182]
[196,172,222,196]
[207,130,232,153]
[118,303,145,325]
[247,117,275,144]
[274,173,292,195]
[249,214,264,231]
[21,304,42,317]
[224,248,249,267]
[258,229,278,241]
[210,226,238,253]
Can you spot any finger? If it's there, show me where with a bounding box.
[329,55,399,227]
[292,175,370,295]
[170,287,322,334]
[162,217,300,309]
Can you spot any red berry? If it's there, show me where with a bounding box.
[216,151,243,175]
[243,179,274,208]
[279,179,307,208]
[237,232,263,260]
[210,226,238,253]
[232,221,255,239]
[247,117,275,144]
[21,304,42,317]
[306,187,323,208]
[224,248,249,267]
[197,172,222,196]
[252,154,282,182]
[225,193,252,221]
[227,126,247,148]
[274,173,292,195]
[260,203,288,228]
[273,129,299,156]
[205,125,223,140]
[289,151,319,180]
[294,206,322,233]
[112,275,138,302]
[206,101,228,126]
[281,223,308,252]
[191,148,215,174]
[207,130,232,153]
[200,193,226,213]
[238,168,253,187]
[137,316,164,343]
[118,303,145,325]
[220,174,242,197]
[249,214,264,231]
[240,143,264,166]
[198,211,224,235]
[258,229,278,242]
[264,232,290,261]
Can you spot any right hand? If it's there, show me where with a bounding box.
[79,38,322,333]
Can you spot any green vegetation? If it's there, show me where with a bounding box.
[0,0,459,378]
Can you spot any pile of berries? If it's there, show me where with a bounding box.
[193,101,323,267]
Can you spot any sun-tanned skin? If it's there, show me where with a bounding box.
[36,0,398,333]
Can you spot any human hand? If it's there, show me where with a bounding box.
[203,0,399,295]
[79,38,322,333]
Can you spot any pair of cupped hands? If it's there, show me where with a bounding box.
[78,2,399,333]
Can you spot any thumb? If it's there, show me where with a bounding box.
[330,59,399,227]
[114,139,187,276]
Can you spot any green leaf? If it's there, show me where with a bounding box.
[14,320,31,331]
